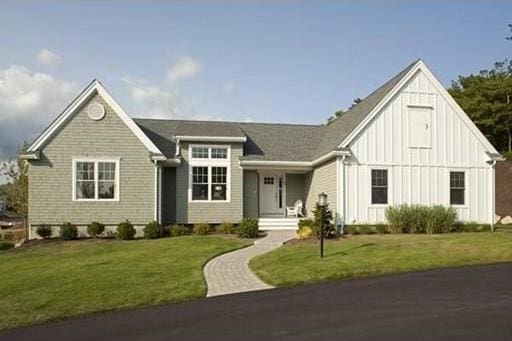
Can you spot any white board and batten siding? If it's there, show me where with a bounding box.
[345,69,494,224]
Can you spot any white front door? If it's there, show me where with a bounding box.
[259,173,284,216]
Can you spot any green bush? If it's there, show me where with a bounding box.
[143,221,163,239]
[298,219,315,229]
[169,224,189,236]
[477,224,492,232]
[218,222,236,234]
[375,224,389,234]
[0,241,14,251]
[462,222,479,232]
[385,205,407,233]
[359,225,376,234]
[60,222,78,240]
[2,231,14,241]
[117,220,136,240]
[193,223,210,235]
[426,205,457,234]
[312,203,335,238]
[344,225,359,235]
[36,225,52,239]
[87,222,105,238]
[238,218,259,238]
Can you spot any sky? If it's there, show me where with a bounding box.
[0,0,511,182]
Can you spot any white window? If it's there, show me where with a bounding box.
[408,106,431,148]
[450,171,465,206]
[189,145,230,202]
[371,169,388,205]
[73,159,119,201]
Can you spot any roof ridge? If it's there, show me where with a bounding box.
[133,117,322,127]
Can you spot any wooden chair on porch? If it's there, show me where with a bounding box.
[286,199,304,218]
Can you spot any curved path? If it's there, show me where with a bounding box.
[204,230,295,297]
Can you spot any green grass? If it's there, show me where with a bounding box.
[250,231,512,287]
[0,236,249,330]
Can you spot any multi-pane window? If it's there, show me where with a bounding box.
[191,147,209,159]
[264,177,274,185]
[211,167,227,201]
[74,160,118,201]
[76,162,95,199]
[211,147,228,159]
[371,169,388,204]
[450,171,465,205]
[192,166,209,200]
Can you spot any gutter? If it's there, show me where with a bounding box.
[239,150,351,169]
[19,151,40,160]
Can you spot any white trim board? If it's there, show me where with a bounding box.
[27,80,164,157]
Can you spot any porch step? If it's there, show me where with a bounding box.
[258,218,299,231]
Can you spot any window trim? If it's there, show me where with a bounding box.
[188,145,231,203]
[72,158,120,202]
[449,170,467,207]
[369,167,389,206]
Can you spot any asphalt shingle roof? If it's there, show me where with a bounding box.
[134,60,418,162]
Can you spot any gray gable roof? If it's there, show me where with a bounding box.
[134,60,419,162]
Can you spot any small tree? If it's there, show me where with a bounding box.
[1,144,29,218]
[312,203,334,238]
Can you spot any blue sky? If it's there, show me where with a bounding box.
[0,0,511,172]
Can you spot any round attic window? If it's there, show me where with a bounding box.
[87,102,105,121]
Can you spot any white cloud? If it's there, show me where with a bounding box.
[166,56,202,83]
[36,49,63,66]
[223,81,236,94]
[0,65,77,160]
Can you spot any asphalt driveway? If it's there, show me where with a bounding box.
[2,263,512,341]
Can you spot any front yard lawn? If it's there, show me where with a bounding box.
[250,231,512,287]
[0,236,250,330]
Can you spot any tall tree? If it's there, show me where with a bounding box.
[448,60,512,155]
[1,143,29,218]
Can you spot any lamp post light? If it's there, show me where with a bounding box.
[317,192,328,258]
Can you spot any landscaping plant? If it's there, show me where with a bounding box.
[87,222,105,238]
[143,221,164,239]
[312,203,334,238]
[0,241,14,251]
[60,222,78,240]
[193,223,210,235]
[169,224,189,236]
[36,225,52,239]
[237,218,259,238]
[218,222,236,234]
[117,220,136,240]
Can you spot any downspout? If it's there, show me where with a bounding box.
[340,155,347,235]
[336,154,347,235]
[153,160,160,224]
[490,159,497,232]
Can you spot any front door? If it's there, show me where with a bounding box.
[259,173,284,216]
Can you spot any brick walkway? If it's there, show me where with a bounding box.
[204,230,296,297]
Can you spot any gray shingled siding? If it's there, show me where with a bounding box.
[175,142,243,224]
[28,94,156,236]
[243,170,259,218]
[285,174,306,207]
[161,167,177,224]
[304,159,337,218]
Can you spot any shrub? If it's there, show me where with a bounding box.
[376,224,389,234]
[87,222,105,238]
[452,221,464,233]
[193,223,210,235]
[36,225,52,239]
[408,205,430,233]
[2,231,14,241]
[462,221,479,232]
[298,218,315,229]
[143,221,163,239]
[427,205,457,234]
[359,225,376,234]
[297,226,313,239]
[238,218,259,238]
[0,241,14,251]
[117,220,136,240]
[218,222,236,234]
[169,224,189,236]
[477,224,492,232]
[344,225,359,235]
[385,205,407,233]
[312,203,335,238]
[60,222,78,240]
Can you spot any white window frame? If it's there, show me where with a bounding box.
[369,166,390,207]
[448,169,467,208]
[72,158,120,202]
[188,145,231,203]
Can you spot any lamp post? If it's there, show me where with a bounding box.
[318,192,328,258]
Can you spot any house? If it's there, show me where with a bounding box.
[21,60,502,238]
